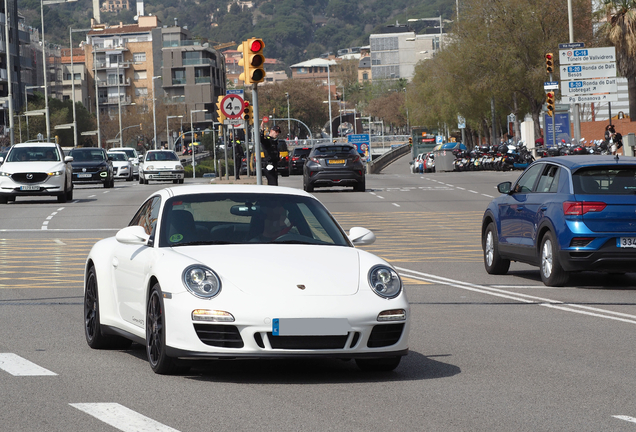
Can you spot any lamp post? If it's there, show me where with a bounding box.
[190,109,207,178]
[324,63,333,139]
[41,0,78,142]
[91,43,101,147]
[4,0,13,146]
[285,92,291,140]
[69,27,91,148]
[166,115,182,150]
[152,76,161,149]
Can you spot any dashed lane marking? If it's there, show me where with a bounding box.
[70,403,181,432]
[0,353,57,376]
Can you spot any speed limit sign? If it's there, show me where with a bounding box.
[220,95,244,119]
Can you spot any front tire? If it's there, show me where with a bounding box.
[147,284,178,374]
[540,232,569,286]
[483,222,510,274]
[355,356,401,372]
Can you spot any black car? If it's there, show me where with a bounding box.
[303,144,365,192]
[289,146,311,175]
[68,147,114,188]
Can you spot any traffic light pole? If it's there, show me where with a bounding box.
[550,72,556,150]
[224,125,229,180]
[252,85,263,185]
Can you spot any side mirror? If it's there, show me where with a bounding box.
[115,225,150,245]
[497,181,512,194]
[64,156,73,163]
[348,227,376,246]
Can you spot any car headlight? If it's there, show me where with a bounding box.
[368,265,402,299]
[146,165,154,170]
[182,265,221,299]
[175,164,184,170]
[47,170,63,176]
[0,171,11,177]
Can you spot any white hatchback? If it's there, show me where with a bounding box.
[0,143,73,203]
[139,150,185,184]
[107,151,134,181]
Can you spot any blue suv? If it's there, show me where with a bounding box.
[482,156,636,286]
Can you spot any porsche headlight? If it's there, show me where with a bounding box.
[182,265,221,298]
[368,265,402,299]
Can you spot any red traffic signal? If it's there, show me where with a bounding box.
[238,38,266,85]
[545,53,554,74]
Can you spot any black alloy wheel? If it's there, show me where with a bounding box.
[146,284,178,374]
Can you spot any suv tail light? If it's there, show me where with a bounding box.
[563,201,607,215]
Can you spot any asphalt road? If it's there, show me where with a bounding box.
[2,157,636,431]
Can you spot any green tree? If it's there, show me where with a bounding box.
[597,0,636,121]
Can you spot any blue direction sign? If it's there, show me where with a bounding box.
[544,112,571,147]
[559,42,584,49]
[347,134,371,162]
[226,89,244,96]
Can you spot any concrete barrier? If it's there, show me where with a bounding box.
[366,144,411,174]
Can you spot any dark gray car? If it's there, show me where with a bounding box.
[302,144,365,192]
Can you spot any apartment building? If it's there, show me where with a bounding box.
[61,48,89,109]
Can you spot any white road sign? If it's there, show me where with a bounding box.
[566,93,619,104]
[561,78,618,96]
[559,47,616,65]
[224,118,244,126]
[220,94,244,119]
[560,63,617,80]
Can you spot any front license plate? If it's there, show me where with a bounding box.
[327,159,345,165]
[77,173,92,178]
[272,318,351,336]
[618,237,636,248]
[20,185,39,191]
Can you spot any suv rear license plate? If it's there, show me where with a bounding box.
[618,237,636,248]
[272,318,351,336]
[20,185,40,191]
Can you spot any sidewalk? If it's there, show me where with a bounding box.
[209,175,257,185]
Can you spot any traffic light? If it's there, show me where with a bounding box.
[242,101,253,124]
[408,137,413,146]
[216,95,226,124]
[546,91,555,117]
[238,38,266,85]
[545,53,554,74]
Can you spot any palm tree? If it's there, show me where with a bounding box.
[597,0,636,121]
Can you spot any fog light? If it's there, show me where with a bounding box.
[100,171,108,177]
[192,309,235,322]
[377,309,406,321]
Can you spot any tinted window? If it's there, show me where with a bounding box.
[146,151,178,161]
[119,149,137,159]
[535,164,561,193]
[129,196,161,236]
[108,152,128,161]
[292,148,311,157]
[513,164,544,193]
[313,145,355,156]
[573,166,636,195]
[69,149,106,162]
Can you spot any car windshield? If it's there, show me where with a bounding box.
[119,149,136,159]
[147,151,178,161]
[159,193,350,247]
[69,149,105,162]
[573,166,636,195]
[109,152,128,161]
[313,146,354,156]
[7,146,59,162]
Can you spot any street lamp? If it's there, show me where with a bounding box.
[41,0,78,142]
[190,109,207,179]
[69,27,91,148]
[4,0,13,145]
[166,115,183,150]
[320,61,335,140]
[152,76,161,149]
[285,92,290,140]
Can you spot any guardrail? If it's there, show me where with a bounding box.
[366,144,410,174]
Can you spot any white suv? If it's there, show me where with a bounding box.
[0,143,74,203]
[139,150,185,184]
[114,147,140,180]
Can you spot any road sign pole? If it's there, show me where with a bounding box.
[252,85,263,185]
[224,126,229,180]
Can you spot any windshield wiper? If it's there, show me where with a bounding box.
[173,240,232,246]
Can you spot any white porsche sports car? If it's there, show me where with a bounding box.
[83,185,409,374]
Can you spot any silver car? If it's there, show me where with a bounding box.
[107,151,134,181]
[0,143,73,203]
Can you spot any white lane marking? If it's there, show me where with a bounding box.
[456,187,466,190]
[88,195,96,198]
[103,191,110,194]
[392,203,400,207]
[0,353,57,376]
[491,285,575,289]
[42,208,64,230]
[482,194,494,198]
[70,403,181,432]
[614,415,636,424]
[57,207,65,211]
[54,239,66,245]
[376,195,385,199]
[468,190,479,194]
[397,267,636,324]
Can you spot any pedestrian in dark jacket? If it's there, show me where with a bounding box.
[260,125,281,185]
[234,140,244,180]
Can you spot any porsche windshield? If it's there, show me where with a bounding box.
[159,193,350,247]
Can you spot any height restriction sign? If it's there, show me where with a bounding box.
[220,94,244,119]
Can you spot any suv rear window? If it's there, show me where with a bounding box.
[313,145,354,155]
[573,167,636,195]
[292,148,311,157]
